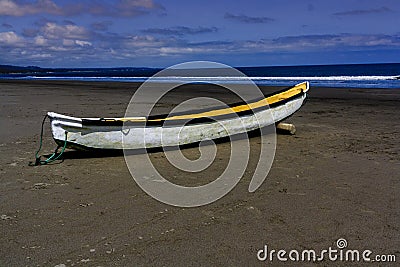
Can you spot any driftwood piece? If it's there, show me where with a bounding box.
[276,122,296,135]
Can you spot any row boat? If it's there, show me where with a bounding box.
[48,82,309,150]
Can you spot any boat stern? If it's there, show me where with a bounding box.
[295,81,310,93]
[47,112,83,145]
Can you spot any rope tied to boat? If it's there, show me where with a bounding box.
[29,114,68,166]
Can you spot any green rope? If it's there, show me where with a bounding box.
[30,114,68,166]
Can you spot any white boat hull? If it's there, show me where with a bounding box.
[48,83,308,150]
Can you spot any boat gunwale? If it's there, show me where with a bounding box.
[76,82,308,127]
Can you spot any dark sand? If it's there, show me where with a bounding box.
[0,80,399,266]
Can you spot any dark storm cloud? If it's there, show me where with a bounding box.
[224,13,275,24]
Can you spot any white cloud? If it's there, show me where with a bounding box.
[1,22,399,67]
[0,0,62,16]
[0,0,163,17]
[75,40,92,47]
[62,39,74,46]
[61,38,92,48]
[267,34,400,51]
[41,22,89,40]
[28,53,52,59]
[121,0,159,9]
[34,35,47,46]
[0,0,21,16]
[0,31,23,45]
[125,35,166,48]
[115,0,165,16]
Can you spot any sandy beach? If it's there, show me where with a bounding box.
[0,80,399,266]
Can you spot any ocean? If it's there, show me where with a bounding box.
[1,63,399,89]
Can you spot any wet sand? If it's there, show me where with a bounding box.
[0,80,399,266]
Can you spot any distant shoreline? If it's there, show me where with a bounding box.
[0,77,399,90]
[1,63,399,89]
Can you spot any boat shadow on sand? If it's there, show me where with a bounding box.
[44,125,292,162]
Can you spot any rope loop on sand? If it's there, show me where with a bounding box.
[29,114,68,166]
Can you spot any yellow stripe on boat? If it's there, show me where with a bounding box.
[115,82,309,123]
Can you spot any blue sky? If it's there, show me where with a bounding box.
[0,0,399,67]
